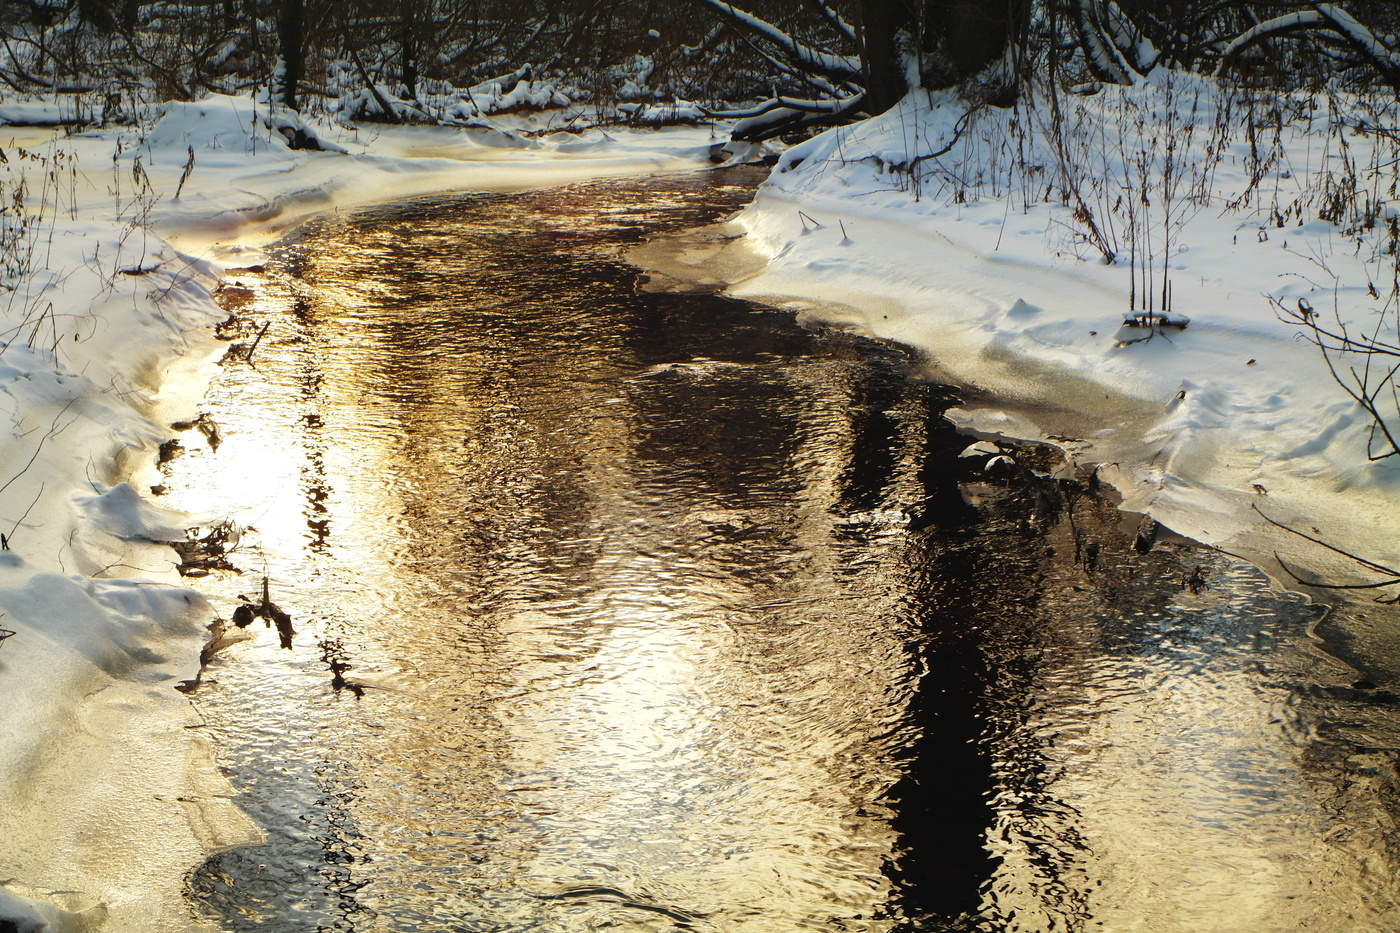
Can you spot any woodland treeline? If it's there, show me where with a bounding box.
[1,1,1398,136]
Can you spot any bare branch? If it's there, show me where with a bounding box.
[689,0,861,83]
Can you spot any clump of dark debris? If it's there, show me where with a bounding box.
[221,321,271,365]
[170,519,242,576]
[232,577,295,649]
[216,281,256,309]
[214,313,244,340]
[319,637,364,697]
[156,438,183,467]
[171,412,222,450]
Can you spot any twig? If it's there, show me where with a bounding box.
[1254,504,1399,597]
[5,481,44,547]
[0,396,79,501]
[245,321,271,362]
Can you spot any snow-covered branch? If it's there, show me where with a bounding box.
[803,0,857,47]
[705,94,854,120]
[1216,10,1330,68]
[1312,3,1400,85]
[1072,0,1137,85]
[1217,4,1400,87]
[729,91,865,141]
[1101,0,1159,74]
[690,0,861,84]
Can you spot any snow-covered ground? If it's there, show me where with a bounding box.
[0,94,716,931]
[691,74,1399,596]
[4,72,1399,928]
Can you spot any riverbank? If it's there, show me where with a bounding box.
[646,80,1400,609]
[4,80,1398,927]
[0,95,715,930]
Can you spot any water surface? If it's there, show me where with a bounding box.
[159,170,1400,932]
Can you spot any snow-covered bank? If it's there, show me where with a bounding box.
[0,94,714,931]
[691,77,1400,598]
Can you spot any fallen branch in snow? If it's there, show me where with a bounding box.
[1273,293,1400,462]
[1255,505,1400,602]
[704,95,849,121]
[728,92,866,142]
[902,107,977,172]
[690,0,861,85]
[1217,9,1333,69]
[347,48,401,124]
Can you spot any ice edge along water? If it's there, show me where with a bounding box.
[711,81,1399,598]
[0,93,719,932]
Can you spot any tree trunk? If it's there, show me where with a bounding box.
[860,0,1025,112]
[399,10,418,102]
[859,0,913,113]
[933,0,1019,81]
[277,0,305,110]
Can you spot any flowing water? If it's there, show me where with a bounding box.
[157,170,1400,932]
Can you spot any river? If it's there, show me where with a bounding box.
[151,169,1399,931]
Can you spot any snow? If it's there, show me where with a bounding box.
[0,884,106,932]
[5,67,1398,927]
[1315,4,1400,72]
[706,78,1400,588]
[0,100,75,126]
[0,92,716,930]
[692,0,862,82]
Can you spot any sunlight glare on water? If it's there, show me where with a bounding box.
[157,171,1400,932]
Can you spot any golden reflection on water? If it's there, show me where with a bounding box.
[164,173,1400,932]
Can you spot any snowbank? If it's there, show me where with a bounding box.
[0,92,714,930]
[714,77,1399,589]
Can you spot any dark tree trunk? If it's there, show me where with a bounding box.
[399,11,418,102]
[933,0,1019,81]
[277,0,305,110]
[860,0,1026,113]
[860,0,913,113]
[77,0,117,31]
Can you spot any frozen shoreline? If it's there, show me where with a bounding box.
[0,96,716,931]
[659,84,1400,606]
[722,190,1399,590]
